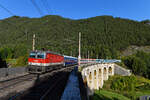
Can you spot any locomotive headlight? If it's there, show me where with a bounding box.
[28,62,31,65]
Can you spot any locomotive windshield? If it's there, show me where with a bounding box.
[37,52,45,59]
[29,52,36,58]
[29,52,45,59]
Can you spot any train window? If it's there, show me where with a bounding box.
[37,52,45,59]
[29,53,36,58]
[37,54,45,59]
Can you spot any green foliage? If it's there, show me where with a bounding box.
[122,51,150,78]
[141,20,150,25]
[137,83,150,90]
[6,59,17,67]
[103,75,150,100]
[111,76,136,92]
[0,47,14,59]
[91,90,130,100]
[15,54,28,66]
[132,57,147,75]
[13,44,28,58]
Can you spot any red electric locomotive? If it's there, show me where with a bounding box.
[28,50,64,73]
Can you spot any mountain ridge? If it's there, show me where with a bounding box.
[0,15,150,58]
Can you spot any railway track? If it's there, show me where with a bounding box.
[0,74,36,91]
[40,69,72,100]
[7,66,75,100]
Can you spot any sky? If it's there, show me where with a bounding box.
[0,0,150,21]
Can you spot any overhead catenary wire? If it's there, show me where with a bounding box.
[0,3,14,16]
[41,0,53,14]
[45,0,52,13]
[30,0,44,16]
[40,0,49,14]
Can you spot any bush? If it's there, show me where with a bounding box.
[0,47,14,59]
[15,54,28,66]
[111,76,136,92]
[122,53,148,77]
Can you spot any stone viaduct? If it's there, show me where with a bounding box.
[81,63,131,91]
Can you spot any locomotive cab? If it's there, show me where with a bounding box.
[28,51,47,73]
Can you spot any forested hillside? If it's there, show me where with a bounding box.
[0,15,150,59]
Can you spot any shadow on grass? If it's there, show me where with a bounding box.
[90,93,119,100]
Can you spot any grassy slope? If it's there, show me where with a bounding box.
[92,75,150,100]
[135,76,150,97]
[91,90,130,100]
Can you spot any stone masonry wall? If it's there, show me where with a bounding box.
[114,64,131,76]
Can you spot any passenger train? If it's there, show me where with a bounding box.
[28,50,78,73]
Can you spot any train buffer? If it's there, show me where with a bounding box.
[61,67,81,100]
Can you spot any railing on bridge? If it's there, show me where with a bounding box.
[80,59,121,64]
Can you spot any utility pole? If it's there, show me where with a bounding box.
[78,32,81,66]
[32,34,35,51]
[88,50,89,62]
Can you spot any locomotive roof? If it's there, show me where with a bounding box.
[30,50,62,56]
[30,50,77,58]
